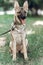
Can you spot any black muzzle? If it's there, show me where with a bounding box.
[18,15,26,20]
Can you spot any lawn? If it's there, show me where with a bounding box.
[0,15,43,65]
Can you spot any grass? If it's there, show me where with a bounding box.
[0,15,43,65]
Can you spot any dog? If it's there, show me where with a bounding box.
[9,1,28,61]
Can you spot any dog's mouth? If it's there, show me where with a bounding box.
[21,19,25,24]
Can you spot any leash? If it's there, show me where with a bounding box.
[0,27,15,36]
[0,29,11,36]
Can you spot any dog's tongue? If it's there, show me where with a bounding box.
[21,19,25,24]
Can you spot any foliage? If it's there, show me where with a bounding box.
[18,0,43,9]
[0,0,4,6]
[0,0,43,11]
[0,0,13,11]
[18,0,24,6]
[28,0,43,9]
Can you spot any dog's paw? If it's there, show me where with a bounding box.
[25,57,28,61]
[12,58,16,61]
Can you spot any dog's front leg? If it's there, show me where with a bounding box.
[12,38,16,61]
[11,31,16,61]
[22,34,28,60]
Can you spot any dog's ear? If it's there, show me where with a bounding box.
[14,1,20,12]
[23,1,28,12]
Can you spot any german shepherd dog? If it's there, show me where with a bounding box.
[9,1,28,61]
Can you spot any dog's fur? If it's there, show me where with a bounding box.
[9,1,28,61]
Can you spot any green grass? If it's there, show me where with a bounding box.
[0,15,43,65]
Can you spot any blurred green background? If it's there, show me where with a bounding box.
[0,0,43,15]
[0,0,43,65]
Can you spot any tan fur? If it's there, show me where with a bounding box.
[14,1,20,12]
[23,1,28,12]
[9,1,28,61]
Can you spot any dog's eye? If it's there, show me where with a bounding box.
[24,11,26,13]
[17,11,21,13]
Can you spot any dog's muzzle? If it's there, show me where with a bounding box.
[17,15,26,24]
[20,15,26,19]
[18,15,26,20]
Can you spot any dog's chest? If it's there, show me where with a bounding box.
[16,33,22,44]
[13,25,26,44]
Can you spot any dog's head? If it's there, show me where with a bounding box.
[14,1,28,24]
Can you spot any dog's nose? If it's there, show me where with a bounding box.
[20,14,26,19]
[21,16,26,19]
